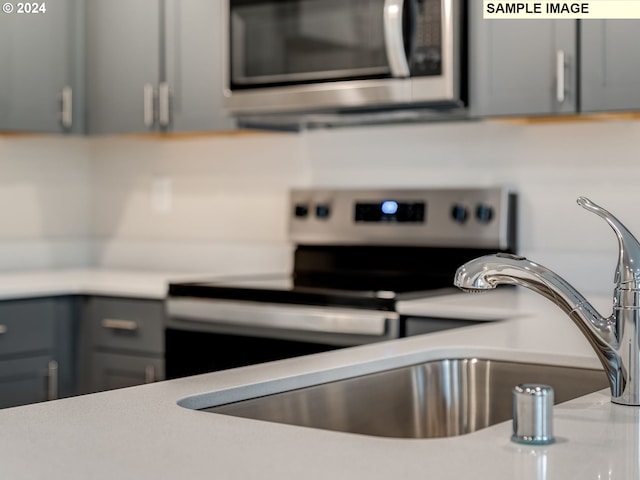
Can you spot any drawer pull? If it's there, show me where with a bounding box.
[101,319,139,331]
[0,325,6,335]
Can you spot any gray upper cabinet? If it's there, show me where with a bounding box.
[163,0,235,132]
[468,1,577,117]
[87,0,234,134]
[0,0,85,133]
[580,20,640,112]
[86,0,161,134]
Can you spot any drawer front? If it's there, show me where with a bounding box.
[0,299,56,357]
[88,297,164,354]
[91,352,165,393]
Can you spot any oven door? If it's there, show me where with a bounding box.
[164,298,400,379]
[165,328,341,379]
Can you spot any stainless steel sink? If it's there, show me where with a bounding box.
[202,358,608,439]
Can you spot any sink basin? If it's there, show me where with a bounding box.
[201,358,608,439]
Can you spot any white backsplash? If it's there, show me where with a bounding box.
[303,119,640,294]
[1,118,639,294]
[0,136,92,270]
[86,133,308,277]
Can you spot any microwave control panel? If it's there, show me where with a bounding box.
[411,0,443,76]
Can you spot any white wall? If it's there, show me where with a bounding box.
[0,136,92,270]
[305,118,640,293]
[88,132,309,275]
[2,117,639,294]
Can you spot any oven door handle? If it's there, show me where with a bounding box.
[166,298,398,337]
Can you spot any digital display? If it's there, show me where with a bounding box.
[355,201,426,223]
[381,201,399,215]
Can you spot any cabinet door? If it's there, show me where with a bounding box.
[581,20,640,112]
[86,0,160,134]
[0,299,56,356]
[162,0,236,132]
[469,2,577,117]
[0,0,84,133]
[0,356,56,409]
[91,352,164,393]
[0,297,79,402]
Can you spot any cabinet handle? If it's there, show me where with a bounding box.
[0,325,6,335]
[144,365,155,384]
[47,360,58,401]
[101,318,139,331]
[60,86,73,129]
[556,50,566,104]
[143,83,156,128]
[158,82,171,128]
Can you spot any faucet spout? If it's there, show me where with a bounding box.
[455,196,640,406]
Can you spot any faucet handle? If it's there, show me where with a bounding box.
[578,197,640,286]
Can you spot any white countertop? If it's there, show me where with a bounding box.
[396,286,613,321]
[0,286,631,480]
[0,268,213,300]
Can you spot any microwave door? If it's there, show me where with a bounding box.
[229,0,394,88]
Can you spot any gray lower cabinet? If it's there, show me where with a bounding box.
[0,356,56,409]
[0,297,78,409]
[580,20,640,112]
[0,0,85,133]
[0,295,165,407]
[91,352,164,392]
[83,297,165,394]
[469,1,577,117]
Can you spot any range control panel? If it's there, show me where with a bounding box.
[289,187,517,251]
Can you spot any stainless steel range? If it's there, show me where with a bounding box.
[165,187,517,380]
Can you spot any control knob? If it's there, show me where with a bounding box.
[451,204,468,224]
[476,204,494,223]
[315,204,331,219]
[294,204,309,218]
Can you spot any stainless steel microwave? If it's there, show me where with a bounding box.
[222,0,465,116]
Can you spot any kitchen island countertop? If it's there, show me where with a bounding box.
[0,285,632,480]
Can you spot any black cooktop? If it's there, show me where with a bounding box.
[167,273,461,311]
[168,245,512,310]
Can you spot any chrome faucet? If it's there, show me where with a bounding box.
[454,197,640,406]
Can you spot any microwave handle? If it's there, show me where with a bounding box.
[383,0,411,78]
